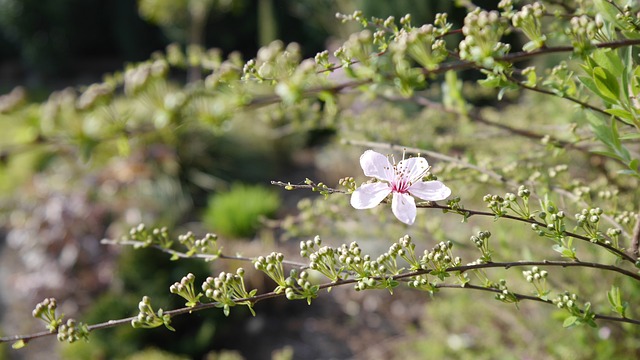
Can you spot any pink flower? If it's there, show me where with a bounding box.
[350,150,451,225]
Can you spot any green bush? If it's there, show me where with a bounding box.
[203,183,280,238]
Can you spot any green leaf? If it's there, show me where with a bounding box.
[591,150,623,161]
[12,340,27,349]
[620,132,640,140]
[578,76,601,98]
[592,67,620,103]
[604,108,634,124]
[592,49,624,78]
[563,316,579,328]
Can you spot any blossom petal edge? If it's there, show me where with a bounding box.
[360,150,394,181]
[350,182,391,209]
[408,180,452,201]
[391,192,416,225]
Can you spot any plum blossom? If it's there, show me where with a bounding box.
[350,150,451,225]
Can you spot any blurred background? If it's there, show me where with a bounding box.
[1,1,638,359]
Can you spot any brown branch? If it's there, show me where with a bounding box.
[4,258,640,345]
[342,140,630,239]
[504,74,629,127]
[272,180,635,263]
[405,95,589,152]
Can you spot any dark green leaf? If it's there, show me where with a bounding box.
[592,67,620,103]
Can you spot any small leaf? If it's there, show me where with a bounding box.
[563,316,579,328]
[604,108,634,124]
[12,340,27,349]
[620,133,640,140]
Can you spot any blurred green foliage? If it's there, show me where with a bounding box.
[203,183,281,238]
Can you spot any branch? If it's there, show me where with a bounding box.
[272,180,636,263]
[504,74,629,127]
[405,95,589,152]
[342,140,630,239]
[4,258,640,345]
[100,239,310,269]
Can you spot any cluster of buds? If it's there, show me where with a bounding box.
[511,2,547,51]
[127,224,173,249]
[532,202,566,237]
[419,241,462,280]
[32,298,63,333]
[483,185,531,219]
[575,207,604,242]
[567,15,604,56]
[614,210,637,227]
[56,319,89,343]
[254,252,287,292]
[393,235,420,271]
[393,24,448,71]
[552,292,596,327]
[242,41,302,82]
[615,5,640,31]
[494,279,519,305]
[530,200,577,259]
[170,273,202,307]
[336,242,379,289]
[314,50,332,70]
[76,83,114,110]
[459,9,510,68]
[202,269,256,316]
[483,194,509,217]
[542,61,577,97]
[408,274,438,293]
[337,30,376,76]
[470,230,492,263]
[338,177,356,193]
[301,236,344,283]
[304,178,333,199]
[283,269,318,304]
[605,228,623,247]
[131,296,174,331]
[178,232,221,259]
[123,59,168,96]
[522,266,549,299]
[444,196,470,220]
[336,10,367,27]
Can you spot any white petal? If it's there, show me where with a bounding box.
[392,193,416,225]
[350,182,391,209]
[359,150,394,181]
[409,180,452,201]
[397,156,429,182]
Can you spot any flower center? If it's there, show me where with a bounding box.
[391,165,412,194]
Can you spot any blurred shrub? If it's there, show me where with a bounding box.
[203,183,281,238]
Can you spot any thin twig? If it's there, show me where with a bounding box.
[342,139,630,238]
[271,180,636,263]
[505,74,629,127]
[3,258,640,345]
[100,239,310,269]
